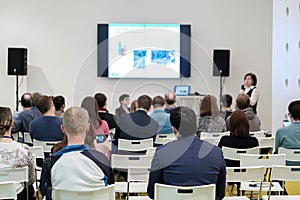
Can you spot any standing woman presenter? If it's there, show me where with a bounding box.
[240,73,259,114]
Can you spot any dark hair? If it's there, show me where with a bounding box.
[229,110,250,137]
[221,94,232,108]
[165,91,176,105]
[20,93,32,108]
[0,107,12,136]
[288,100,300,120]
[236,94,250,110]
[137,95,152,111]
[130,100,138,113]
[81,96,102,127]
[94,93,107,108]
[200,95,219,117]
[152,96,165,109]
[244,73,257,86]
[31,92,42,107]
[170,106,196,137]
[119,94,129,104]
[36,95,53,114]
[53,95,65,111]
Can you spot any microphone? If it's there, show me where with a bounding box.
[241,85,245,90]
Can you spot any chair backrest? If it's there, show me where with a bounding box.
[279,147,300,162]
[222,146,260,161]
[249,131,266,138]
[24,132,33,144]
[240,154,286,168]
[33,139,60,153]
[52,184,115,200]
[0,181,17,200]
[29,146,45,159]
[146,147,157,155]
[202,137,221,146]
[270,165,300,181]
[258,137,275,149]
[226,166,265,183]
[111,154,153,170]
[11,132,19,141]
[128,167,150,182]
[118,138,153,152]
[155,134,176,145]
[0,167,29,183]
[200,132,229,139]
[155,183,216,200]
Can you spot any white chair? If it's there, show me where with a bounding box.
[24,132,33,144]
[33,139,60,154]
[155,183,216,200]
[249,131,266,138]
[222,146,260,161]
[240,154,286,168]
[278,147,300,164]
[258,137,275,153]
[0,181,17,200]
[52,184,115,200]
[226,166,265,198]
[29,146,44,196]
[11,132,19,141]
[118,138,153,152]
[264,165,300,200]
[126,167,150,200]
[146,147,156,155]
[154,134,176,145]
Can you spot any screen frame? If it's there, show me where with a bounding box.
[174,85,191,96]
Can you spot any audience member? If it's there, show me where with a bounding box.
[130,100,138,113]
[240,73,259,114]
[150,95,173,134]
[12,93,33,120]
[219,94,233,120]
[275,100,300,156]
[32,92,42,109]
[113,95,158,146]
[0,107,35,200]
[53,95,65,118]
[197,95,226,136]
[50,107,114,195]
[94,93,118,129]
[218,110,259,167]
[164,91,176,114]
[230,94,261,132]
[29,95,64,141]
[115,94,130,117]
[147,107,226,200]
[11,93,42,135]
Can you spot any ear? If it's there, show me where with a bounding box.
[86,122,90,133]
[172,126,180,138]
[61,124,67,135]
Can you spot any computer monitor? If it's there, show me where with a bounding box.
[174,85,191,96]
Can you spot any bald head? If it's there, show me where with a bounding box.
[63,107,89,136]
[165,91,176,106]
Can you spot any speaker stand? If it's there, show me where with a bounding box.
[16,74,19,111]
[219,70,223,112]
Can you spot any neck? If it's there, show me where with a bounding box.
[23,107,31,111]
[138,108,148,113]
[154,107,164,111]
[67,134,85,146]
[122,105,128,110]
[44,110,55,116]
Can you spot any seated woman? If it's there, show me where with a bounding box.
[197,95,226,136]
[218,110,259,167]
[0,107,35,200]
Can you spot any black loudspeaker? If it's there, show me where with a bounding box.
[213,49,230,77]
[7,48,27,76]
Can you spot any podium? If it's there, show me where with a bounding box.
[176,96,202,115]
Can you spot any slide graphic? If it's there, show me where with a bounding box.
[151,50,175,65]
[133,50,147,69]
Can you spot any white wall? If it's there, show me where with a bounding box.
[272,0,300,133]
[0,0,273,130]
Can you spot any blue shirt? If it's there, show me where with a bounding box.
[150,110,173,134]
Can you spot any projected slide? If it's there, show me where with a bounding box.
[108,24,180,78]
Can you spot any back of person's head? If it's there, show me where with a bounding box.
[130,100,137,112]
[288,100,300,120]
[20,93,32,108]
[170,106,196,137]
[31,92,42,107]
[119,94,129,104]
[94,93,107,108]
[164,91,176,105]
[221,94,232,108]
[53,95,65,111]
[244,73,257,86]
[0,107,12,136]
[152,96,165,109]
[200,95,219,117]
[63,107,89,136]
[229,110,250,137]
[36,95,54,114]
[81,96,102,127]
[137,95,152,111]
[236,94,250,110]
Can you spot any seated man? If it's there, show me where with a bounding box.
[147,107,226,200]
[115,94,130,117]
[164,91,176,114]
[275,100,300,155]
[227,94,261,132]
[150,95,173,134]
[95,93,118,130]
[51,107,114,194]
[113,95,158,146]
[29,95,64,141]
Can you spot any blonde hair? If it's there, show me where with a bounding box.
[63,107,89,135]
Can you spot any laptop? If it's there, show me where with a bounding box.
[174,85,191,96]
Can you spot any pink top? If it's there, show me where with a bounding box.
[95,120,110,135]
